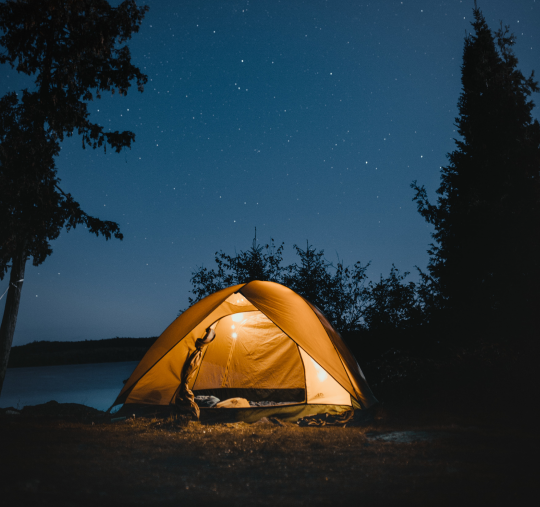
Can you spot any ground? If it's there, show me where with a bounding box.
[0,345,537,506]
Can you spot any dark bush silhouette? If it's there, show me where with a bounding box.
[185,235,429,357]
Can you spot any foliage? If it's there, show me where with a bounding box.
[363,265,424,334]
[0,0,148,275]
[0,0,148,151]
[0,94,122,278]
[283,243,370,333]
[411,6,540,340]
[188,236,290,306]
[186,236,424,338]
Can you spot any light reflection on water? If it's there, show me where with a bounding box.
[0,361,139,411]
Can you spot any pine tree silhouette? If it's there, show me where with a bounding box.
[412,5,540,342]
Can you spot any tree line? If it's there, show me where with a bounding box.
[185,236,428,354]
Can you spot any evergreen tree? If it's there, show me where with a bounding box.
[186,233,290,306]
[284,243,370,333]
[412,5,540,342]
[363,266,423,336]
[283,242,333,312]
[0,0,148,395]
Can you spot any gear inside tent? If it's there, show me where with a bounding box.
[112,281,377,422]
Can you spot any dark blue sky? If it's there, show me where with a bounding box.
[1,0,539,344]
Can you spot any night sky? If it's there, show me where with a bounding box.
[1,0,539,345]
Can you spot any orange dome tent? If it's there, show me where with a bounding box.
[112,281,377,422]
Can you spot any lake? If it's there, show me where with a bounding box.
[0,361,139,412]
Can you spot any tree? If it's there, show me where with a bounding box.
[0,0,147,151]
[187,233,290,306]
[283,242,333,311]
[284,243,370,333]
[363,265,423,336]
[186,236,371,334]
[0,0,148,395]
[411,5,540,342]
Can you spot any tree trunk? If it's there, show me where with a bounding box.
[0,246,27,397]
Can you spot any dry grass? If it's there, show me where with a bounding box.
[1,347,537,506]
[1,403,537,506]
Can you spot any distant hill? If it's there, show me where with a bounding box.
[7,337,159,368]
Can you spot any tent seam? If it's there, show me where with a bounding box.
[295,343,308,404]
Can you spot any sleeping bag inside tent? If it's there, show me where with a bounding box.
[111,280,377,422]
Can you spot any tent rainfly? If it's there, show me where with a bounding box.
[112,280,377,422]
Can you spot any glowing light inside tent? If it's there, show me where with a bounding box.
[231,313,244,322]
[311,358,328,382]
[225,294,251,307]
[231,324,235,329]
[231,332,238,339]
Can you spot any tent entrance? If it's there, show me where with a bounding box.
[191,311,306,403]
[189,310,351,407]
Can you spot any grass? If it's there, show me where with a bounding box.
[1,344,537,506]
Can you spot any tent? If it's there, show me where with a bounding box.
[112,280,377,422]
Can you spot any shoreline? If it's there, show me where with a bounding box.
[7,337,158,368]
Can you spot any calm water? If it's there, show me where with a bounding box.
[0,361,138,412]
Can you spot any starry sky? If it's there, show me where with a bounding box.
[1,0,539,345]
